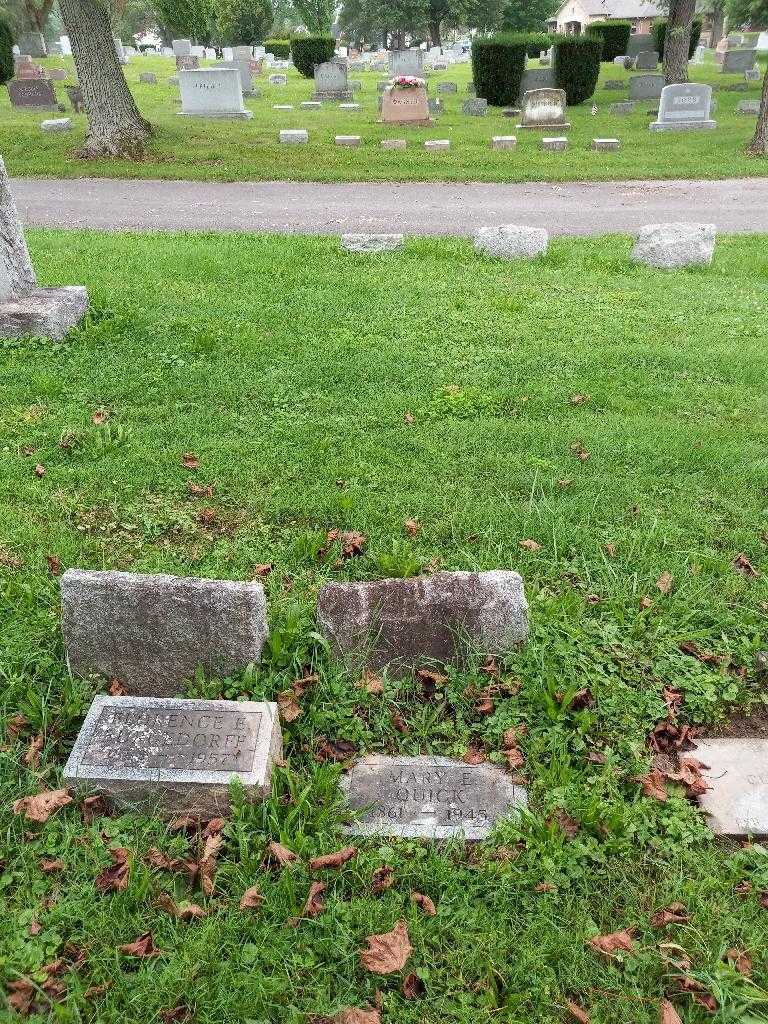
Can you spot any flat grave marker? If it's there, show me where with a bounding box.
[695,738,768,835]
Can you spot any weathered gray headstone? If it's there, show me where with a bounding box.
[8,79,57,109]
[41,117,72,132]
[634,50,659,70]
[629,74,664,101]
[518,67,556,103]
[0,158,88,339]
[178,67,252,119]
[269,73,287,85]
[389,48,424,77]
[18,30,47,57]
[424,139,450,151]
[694,738,768,835]
[631,222,716,269]
[462,97,487,115]
[280,129,308,143]
[317,570,528,676]
[175,54,200,72]
[474,224,548,260]
[610,100,636,114]
[517,87,569,129]
[218,59,255,96]
[172,38,192,57]
[722,48,757,73]
[736,99,761,114]
[61,569,268,696]
[341,755,527,839]
[342,233,403,252]
[604,79,624,90]
[592,137,620,151]
[313,59,352,100]
[437,81,457,93]
[650,83,716,131]
[627,32,654,58]
[139,72,157,83]
[63,695,281,817]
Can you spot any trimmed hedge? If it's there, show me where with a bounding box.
[651,18,702,60]
[0,18,12,86]
[290,34,335,77]
[471,33,528,107]
[524,32,554,58]
[586,20,631,61]
[264,38,290,58]
[553,34,602,104]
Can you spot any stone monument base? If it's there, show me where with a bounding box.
[0,286,88,340]
[516,121,571,130]
[312,90,353,102]
[649,119,717,131]
[377,118,432,126]
[178,109,253,119]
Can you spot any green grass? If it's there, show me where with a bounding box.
[0,53,766,183]
[3,229,768,1023]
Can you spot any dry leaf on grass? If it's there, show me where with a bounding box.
[277,690,303,723]
[331,1010,381,1024]
[360,920,412,974]
[156,892,206,920]
[660,999,683,1024]
[404,519,421,537]
[240,885,263,910]
[309,846,358,871]
[45,554,61,576]
[40,858,66,873]
[294,881,326,921]
[360,670,383,695]
[13,788,72,823]
[637,769,668,802]
[733,553,759,578]
[519,539,542,552]
[118,932,162,957]
[402,972,425,999]
[199,832,223,896]
[656,572,673,595]
[411,892,436,916]
[181,452,199,469]
[371,865,395,893]
[566,999,590,1023]
[725,948,752,976]
[267,840,298,868]
[650,903,690,928]
[23,733,44,768]
[95,848,130,893]
[588,928,637,957]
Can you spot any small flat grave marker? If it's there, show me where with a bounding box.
[341,755,527,839]
[695,738,768,835]
[629,74,664,101]
[63,695,281,818]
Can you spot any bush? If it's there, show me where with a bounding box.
[471,33,528,107]
[0,18,12,86]
[651,18,702,60]
[524,31,554,57]
[553,34,602,104]
[586,20,631,61]
[290,34,335,77]
[265,37,290,58]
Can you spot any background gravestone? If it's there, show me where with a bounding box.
[61,569,268,695]
[517,88,569,129]
[64,695,282,817]
[176,54,200,72]
[389,49,424,77]
[8,79,58,109]
[0,158,88,339]
[627,32,654,58]
[722,48,757,73]
[634,50,659,70]
[650,83,716,131]
[695,738,768,835]
[518,67,556,104]
[629,74,664,102]
[341,755,528,839]
[313,60,352,101]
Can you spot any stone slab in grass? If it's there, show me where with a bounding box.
[490,135,517,150]
[541,136,568,151]
[695,738,768,835]
[61,569,268,697]
[592,138,620,151]
[631,222,716,269]
[341,233,404,253]
[280,129,308,144]
[341,755,527,839]
[474,224,548,260]
[41,118,71,132]
[317,569,528,677]
[63,695,281,818]
[425,139,450,151]
[380,138,406,150]
[335,135,361,146]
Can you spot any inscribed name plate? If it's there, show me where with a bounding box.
[341,755,527,839]
[64,695,281,817]
[380,85,430,124]
[696,738,768,835]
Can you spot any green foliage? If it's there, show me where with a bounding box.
[0,17,13,85]
[290,33,335,76]
[471,32,527,106]
[154,0,216,42]
[586,19,631,61]
[652,17,703,60]
[553,33,602,104]
[500,0,554,32]
[291,0,335,32]
[523,30,553,57]
[264,35,290,55]
[216,0,273,43]
[727,0,768,29]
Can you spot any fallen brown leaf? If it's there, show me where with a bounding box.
[637,769,668,802]
[371,865,395,893]
[277,690,303,723]
[360,920,412,974]
[188,480,214,498]
[95,847,130,893]
[566,999,590,1023]
[156,892,206,920]
[239,885,263,910]
[404,411,415,425]
[331,1009,381,1024]
[13,788,72,823]
[656,572,673,595]
[411,892,436,916]
[34,463,45,477]
[161,1006,191,1023]
[267,840,298,868]
[45,555,62,576]
[660,999,682,1024]
[361,670,383,695]
[402,972,425,999]
[519,538,542,552]
[588,928,637,957]
[462,746,486,765]
[733,553,759,578]
[40,858,65,873]
[725,947,752,976]
[118,931,162,957]
[314,736,358,762]
[23,733,44,768]
[91,409,109,425]
[650,903,690,928]
[80,794,109,825]
[252,562,273,577]
[298,880,326,919]
[570,394,589,406]
[309,846,358,871]
[200,832,223,896]
[404,518,421,537]
[182,452,199,469]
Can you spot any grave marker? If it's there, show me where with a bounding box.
[313,60,352,100]
[389,49,424,77]
[518,67,556,103]
[63,695,281,818]
[634,50,659,70]
[7,79,57,109]
[517,87,569,129]
[722,48,757,73]
[341,755,527,839]
[176,54,200,71]
[695,738,768,835]
[629,74,664,101]
[380,83,431,125]
[649,83,716,131]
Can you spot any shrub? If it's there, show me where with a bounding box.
[290,34,335,77]
[0,18,12,86]
[553,34,602,104]
[586,20,631,61]
[524,32,554,57]
[651,18,702,60]
[265,37,290,58]
[471,33,528,107]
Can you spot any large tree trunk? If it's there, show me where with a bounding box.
[663,0,695,85]
[429,19,441,47]
[58,0,153,159]
[747,68,768,156]
[710,0,725,47]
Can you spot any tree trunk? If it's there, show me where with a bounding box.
[663,0,695,85]
[429,19,441,47]
[58,0,153,159]
[747,68,768,156]
[710,0,725,47]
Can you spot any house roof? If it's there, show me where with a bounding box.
[556,0,661,18]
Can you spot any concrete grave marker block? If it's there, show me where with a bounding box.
[437,81,457,93]
[631,222,716,269]
[518,88,569,129]
[300,100,321,109]
[389,48,424,77]
[63,695,281,817]
[280,128,308,143]
[425,138,450,150]
[313,59,352,100]
[610,101,636,114]
[592,137,620,150]
[178,67,252,119]
[8,79,57,109]
[462,97,487,115]
[341,233,403,253]
[61,569,268,696]
[41,117,71,132]
[381,138,406,149]
[722,48,757,73]
[474,225,548,260]
[541,136,568,151]
[491,135,517,149]
[629,74,664,101]
[695,738,768,835]
[335,134,361,145]
[737,99,761,114]
[0,157,88,339]
[341,755,527,839]
[317,570,528,677]
[634,50,659,70]
[380,84,431,125]
[139,72,157,83]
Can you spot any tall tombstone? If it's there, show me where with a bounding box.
[650,83,716,131]
[0,158,88,339]
[218,59,255,96]
[172,38,192,57]
[179,68,254,118]
[233,44,252,61]
[518,67,556,104]
[627,32,654,58]
[18,30,47,57]
[389,48,424,77]
[113,36,128,65]
[634,50,659,70]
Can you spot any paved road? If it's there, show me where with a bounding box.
[12,176,768,236]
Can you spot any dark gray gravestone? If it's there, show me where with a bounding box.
[518,67,556,103]
[634,50,659,70]
[342,755,527,839]
[627,32,654,58]
[629,73,664,101]
[8,79,57,109]
[63,695,282,817]
[722,48,757,72]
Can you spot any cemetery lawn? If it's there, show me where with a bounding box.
[4,227,768,1024]
[1,55,768,184]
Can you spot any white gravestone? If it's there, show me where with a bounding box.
[696,739,768,835]
[218,59,255,96]
[517,88,570,129]
[650,83,716,131]
[172,38,192,56]
[178,68,252,119]
[389,49,424,77]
